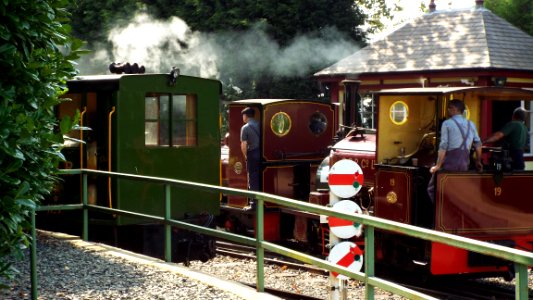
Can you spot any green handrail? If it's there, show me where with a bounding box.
[29,169,533,300]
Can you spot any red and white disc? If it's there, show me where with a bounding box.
[328,160,364,198]
[327,241,363,279]
[328,200,363,239]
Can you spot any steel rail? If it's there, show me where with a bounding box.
[217,240,525,299]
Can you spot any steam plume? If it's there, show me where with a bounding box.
[77,13,358,82]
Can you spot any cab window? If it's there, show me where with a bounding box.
[389,100,409,125]
[145,93,197,147]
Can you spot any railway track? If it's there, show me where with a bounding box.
[215,240,531,300]
[216,240,327,275]
[215,240,325,300]
[239,282,326,300]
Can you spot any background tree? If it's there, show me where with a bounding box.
[68,0,141,45]
[144,0,393,100]
[0,0,82,282]
[485,0,533,35]
[67,0,394,100]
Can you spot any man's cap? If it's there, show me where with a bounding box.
[513,107,527,121]
[241,107,255,117]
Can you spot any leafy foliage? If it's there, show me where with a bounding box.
[153,0,373,99]
[170,0,367,44]
[0,0,82,282]
[67,0,394,100]
[67,0,141,46]
[356,0,399,35]
[485,0,533,35]
[64,1,393,137]
[145,0,394,44]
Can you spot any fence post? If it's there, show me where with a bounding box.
[164,184,172,262]
[256,197,265,292]
[515,263,528,300]
[82,173,88,241]
[364,226,375,300]
[30,208,38,300]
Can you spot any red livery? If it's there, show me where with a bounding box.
[220,87,533,280]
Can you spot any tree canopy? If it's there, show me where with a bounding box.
[156,0,366,45]
[68,0,394,100]
[485,0,533,35]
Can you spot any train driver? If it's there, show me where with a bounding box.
[483,107,528,170]
[240,107,261,210]
[427,99,483,202]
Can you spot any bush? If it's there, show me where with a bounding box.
[0,0,83,282]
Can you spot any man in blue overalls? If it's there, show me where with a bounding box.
[240,107,261,210]
[427,99,483,203]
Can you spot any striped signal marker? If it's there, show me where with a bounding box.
[327,241,363,279]
[328,172,364,187]
[328,200,363,239]
[328,160,364,198]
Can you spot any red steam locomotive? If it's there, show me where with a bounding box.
[220,99,335,243]
[220,86,533,279]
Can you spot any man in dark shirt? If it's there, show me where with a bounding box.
[484,107,529,170]
[240,107,261,210]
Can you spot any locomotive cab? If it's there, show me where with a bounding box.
[373,87,533,276]
[42,72,222,263]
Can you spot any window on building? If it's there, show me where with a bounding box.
[523,100,532,156]
[145,93,197,147]
[360,96,376,129]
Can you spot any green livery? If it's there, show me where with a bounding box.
[55,72,222,225]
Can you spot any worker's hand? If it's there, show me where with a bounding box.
[430,165,440,174]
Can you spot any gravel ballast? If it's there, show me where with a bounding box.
[0,231,275,300]
[1,230,530,299]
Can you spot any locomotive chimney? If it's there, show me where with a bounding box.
[429,0,436,12]
[109,62,146,74]
[475,0,484,9]
[341,79,362,130]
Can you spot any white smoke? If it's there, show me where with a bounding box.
[76,13,358,80]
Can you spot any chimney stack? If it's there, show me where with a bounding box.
[476,0,484,9]
[429,0,436,12]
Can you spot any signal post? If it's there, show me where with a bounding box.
[325,159,364,300]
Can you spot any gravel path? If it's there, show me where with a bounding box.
[0,231,401,299]
[0,231,273,300]
[1,231,529,299]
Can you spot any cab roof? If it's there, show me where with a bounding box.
[373,86,533,99]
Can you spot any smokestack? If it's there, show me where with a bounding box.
[341,79,362,129]
[109,62,146,74]
[475,0,484,9]
[429,0,436,12]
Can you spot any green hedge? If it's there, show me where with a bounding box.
[0,0,83,283]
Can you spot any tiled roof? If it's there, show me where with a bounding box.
[315,8,533,76]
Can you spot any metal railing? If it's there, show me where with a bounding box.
[30,169,533,300]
